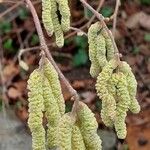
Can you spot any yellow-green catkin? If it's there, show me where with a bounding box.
[112,72,131,139]
[101,28,115,61]
[27,69,46,150]
[88,22,102,78]
[77,102,102,150]
[59,113,75,150]
[43,78,61,126]
[119,62,140,113]
[43,78,60,149]
[71,124,86,150]
[96,33,108,69]
[44,58,65,116]
[96,58,118,122]
[56,0,71,32]
[47,125,59,149]
[42,0,54,36]
[51,0,64,47]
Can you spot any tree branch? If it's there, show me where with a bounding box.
[112,0,121,35]
[24,0,79,101]
[80,0,120,54]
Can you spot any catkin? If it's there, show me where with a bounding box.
[27,69,46,150]
[88,22,102,77]
[42,0,54,36]
[51,0,64,47]
[59,113,75,150]
[77,102,102,150]
[56,0,71,32]
[47,125,60,149]
[111,72,131,139]
[43,77,61,126]
[119,62,140,113]
[96,33,108,69]
[44,58,65,116]
[96,58,119,121]
[71,125,86,150]
[101,28,115,61]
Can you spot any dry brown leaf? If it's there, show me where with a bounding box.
[126,12,150,30]
[3,63,19,82]
[7,87,22,99]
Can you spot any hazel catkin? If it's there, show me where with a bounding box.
[71,124,86,150]
[59,113,75,150]
[88,22,102,77]
[111,72,131,139]
[96,58,119,122]
[118,62,140,114]
[27,69,46,150]
[44,58,65,116]
[51,0,64,47]
[56,0,71,32]
[77,102,102,150]
[42,0,54,36]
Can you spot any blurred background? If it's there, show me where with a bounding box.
[0,0,150,150]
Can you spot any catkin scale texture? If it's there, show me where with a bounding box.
[59,114,75,150]
[112,72,131,139]
[119,62,140,113]
[56,0,71,32]
[44,58,65,116]
[42,0,54,36]
[27,69,46,150]
[77,102,102,150]
[47,125,59,149]
[43,77,61,126]
[96,33,108,69]
[101,28,115,61]
[71,125,86,150]
[88,22,102,77]
[96,59,118,121]
[51,0,64,47]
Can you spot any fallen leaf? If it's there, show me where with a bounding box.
[7,87,21,99]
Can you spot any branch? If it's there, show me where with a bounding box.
[80,0,120,54]
[87,0,105,27]
[24,0,79,102]
[112,0,121,35]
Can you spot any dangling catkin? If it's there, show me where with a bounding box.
[88,22,102,77]
[27,69,46,150]
[96,58,119,121]
[101,28,115,61]
[77,102,102,150]
[42,0,54,36]
[51,0,64,47]
[71,124,86,150]
[59,113,75,150]
[111,72,131,139]
[44,58,65,116]
[96,33,108,69]
[56,0,71,32]
[119,62,140,113]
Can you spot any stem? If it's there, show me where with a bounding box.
[112,0,121,35]
[24,0,79,101]
[80,0,119,54]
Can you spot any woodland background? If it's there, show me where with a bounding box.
[0,0,150,150]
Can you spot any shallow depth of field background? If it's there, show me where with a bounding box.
[0,0,150,150]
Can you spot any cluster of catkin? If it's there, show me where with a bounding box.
[42,0,70,47]
[27,57,102,150]
[88,22,141,139]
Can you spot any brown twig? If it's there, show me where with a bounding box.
[24,0,79,102]
[87,0,105,27]
[80,0,119,54]
[112,0,121,35]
